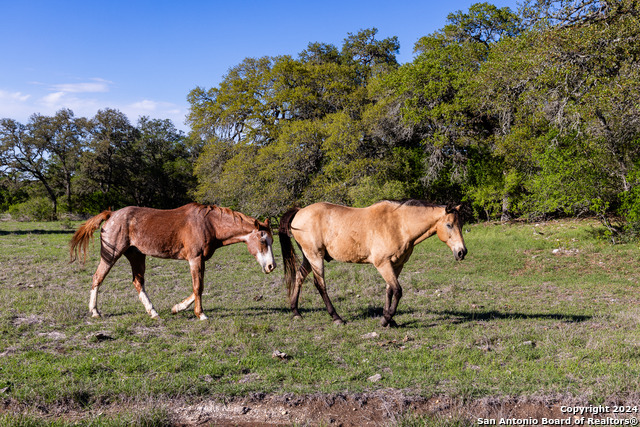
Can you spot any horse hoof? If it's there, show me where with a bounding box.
[333,319,345,326]
[380,318,397,328]
[91,311,101,318]
[292,314,303,321]
[198,313,208,320]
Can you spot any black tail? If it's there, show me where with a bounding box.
[278,207,300,298]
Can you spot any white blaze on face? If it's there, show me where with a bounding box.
[257,241,276,273]
[242,231,276,273]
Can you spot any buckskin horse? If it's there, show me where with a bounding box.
[279,200,467,327]
[70,202,276,320]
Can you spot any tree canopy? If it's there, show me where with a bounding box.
[4,1,640,240]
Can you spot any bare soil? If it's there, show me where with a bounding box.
[3,391,638,426]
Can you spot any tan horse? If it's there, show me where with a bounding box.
[70,203,275,320]
[279,200,467,326]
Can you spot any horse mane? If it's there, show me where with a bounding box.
[381,199,465,225]
[379,199,441,209]
[193,202,257,231]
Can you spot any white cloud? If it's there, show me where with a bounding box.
[0,90,31,102]
[1,80,188,131]
[41,91,66,106]
[124,100,188,130]
[37,91,102,119]
[0,90,34,120]
[130,99,161,112]
[50,78,112,93]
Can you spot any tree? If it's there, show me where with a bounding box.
[188,29,401,216]
[0,117,59,216]
[78,108,138,208]
[124,117,195,208]
[32,109,86,213]
[372,3,520,210]
[477,0,640,223]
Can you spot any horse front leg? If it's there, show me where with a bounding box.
[171,294,195,314]
[375,262,403,327]
[189,256,207,320]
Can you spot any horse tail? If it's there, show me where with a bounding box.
[69,210,112,264]
[278,207,300,299]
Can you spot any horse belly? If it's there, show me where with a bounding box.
[325,238,370,264]
[128,224,188,260]
[293,203,373,264]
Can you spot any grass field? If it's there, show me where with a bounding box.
[1,218,640,425]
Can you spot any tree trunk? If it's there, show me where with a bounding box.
[501,192,511,222]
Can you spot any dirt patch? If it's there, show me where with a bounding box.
[3,391,639,426]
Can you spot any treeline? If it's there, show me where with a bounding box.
[3,0,640,239]
[0,109,198,219]
[186,0,640,238]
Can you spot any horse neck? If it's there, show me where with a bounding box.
[207,206,255,245]
[401,205,445,244]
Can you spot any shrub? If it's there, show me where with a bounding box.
[8,197,55,221]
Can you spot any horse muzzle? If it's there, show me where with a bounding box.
[454,247,467,261]
[257,251,276,274]
[263,261,276,274]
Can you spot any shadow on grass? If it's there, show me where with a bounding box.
[348,306,592,328]
[437,309,591,322]
[399,309,592,328]
[0,229,75,236]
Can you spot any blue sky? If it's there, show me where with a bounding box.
[0,0,520,132]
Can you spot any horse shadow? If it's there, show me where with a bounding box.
[398,309,592,329]
[0,229,75,236]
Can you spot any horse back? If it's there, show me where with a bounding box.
[103,204,214,260]
[291,202,404,264]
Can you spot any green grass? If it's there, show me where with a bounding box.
[1,218,640,423]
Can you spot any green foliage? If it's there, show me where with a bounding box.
[522,134,616,218]
[8,196,55,221]
[4,1,640,232]
[188,29,402,215]
[1,108,196,217]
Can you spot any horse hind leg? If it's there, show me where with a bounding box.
[124,249,159,319]
[89,259,114,318]
[289,255,311,319]
[88,237,126,317]
[308,254,344,325]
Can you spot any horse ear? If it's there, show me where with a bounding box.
[256,218,271,230]
[445,204,462,214]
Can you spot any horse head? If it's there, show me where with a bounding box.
[435,204,467,261]
[245,219,276,273]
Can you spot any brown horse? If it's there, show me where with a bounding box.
[70,202,275,320]
[279,200,467,327]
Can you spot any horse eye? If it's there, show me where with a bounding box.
[446,223,453,229]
